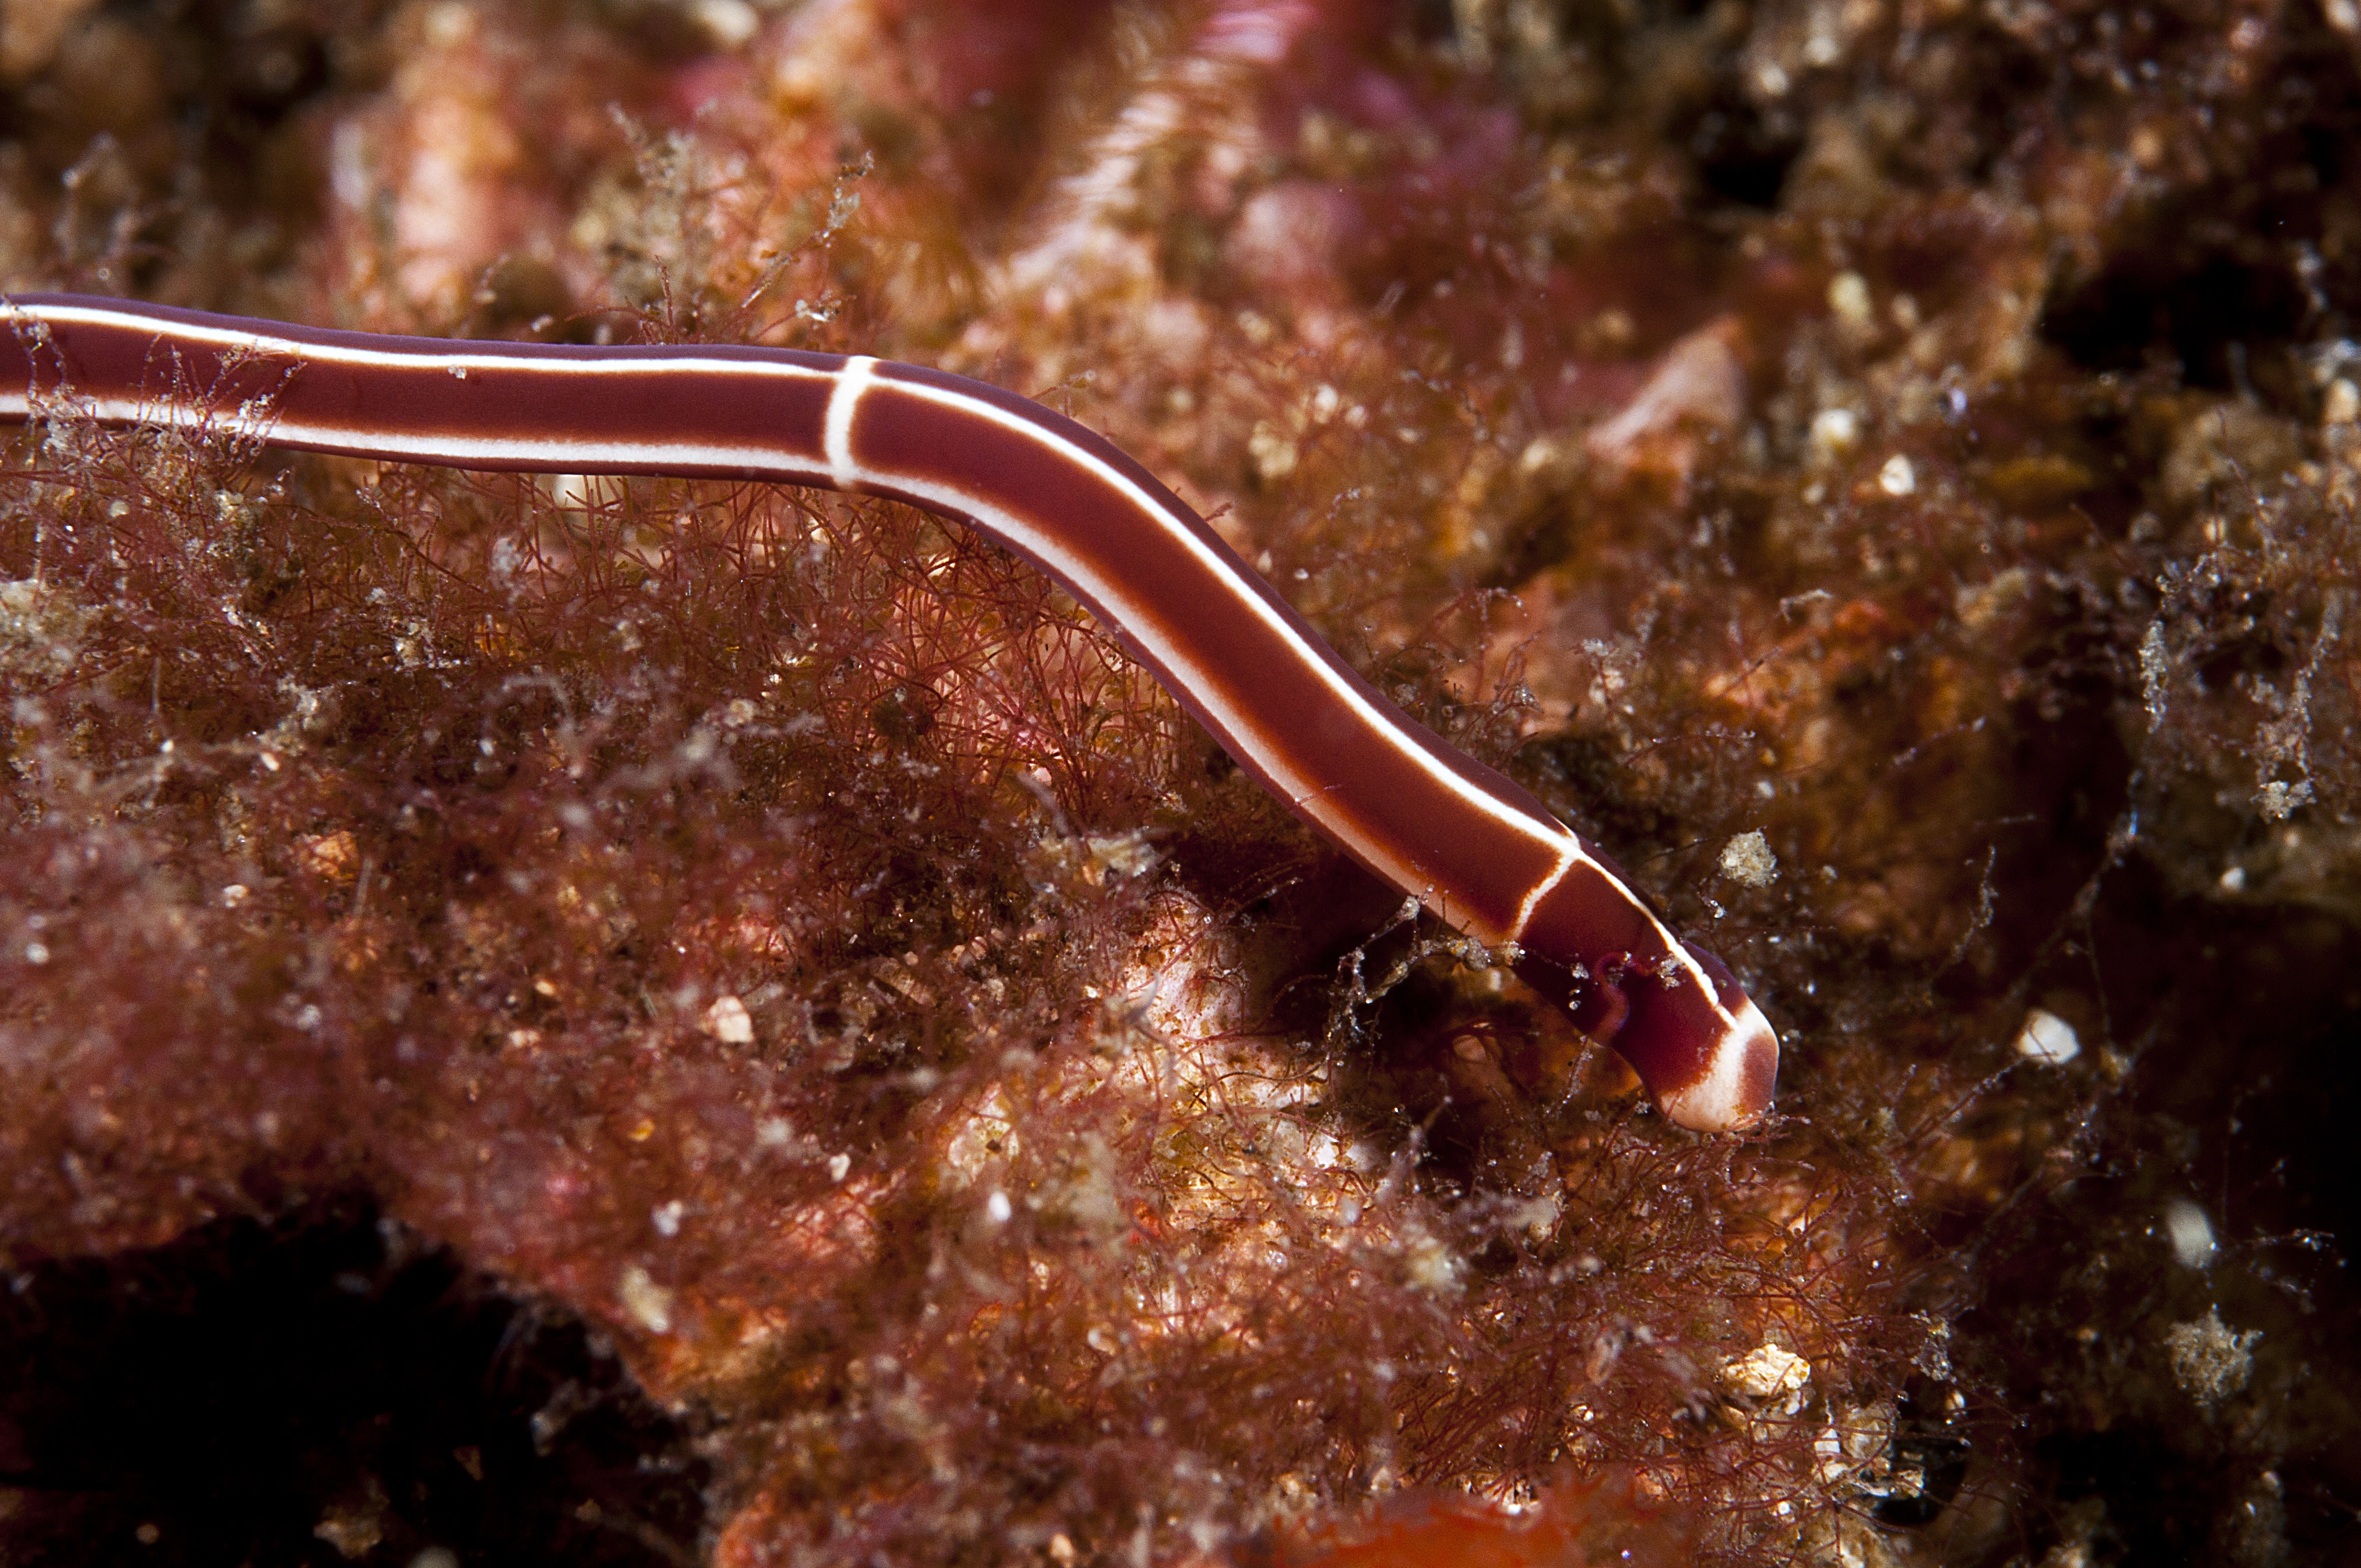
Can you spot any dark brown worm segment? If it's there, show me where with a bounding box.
[0,295,1779,1131]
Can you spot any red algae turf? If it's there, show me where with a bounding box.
[4,2,2360,1565]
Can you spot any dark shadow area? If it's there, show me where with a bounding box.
[1684,92,1805,210]
[0,1194,708,1567]
[1947,855,2361,1567]
[2042,243,2315,395]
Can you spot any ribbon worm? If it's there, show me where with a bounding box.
[0,294,1779,1131]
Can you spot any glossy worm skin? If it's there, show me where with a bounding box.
[0,295,1779,1131]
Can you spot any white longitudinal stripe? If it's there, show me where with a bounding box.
[10,391,845,479]
[2,301,844,481]
[4,300,844,390]
[854,376,1571,868]
[16,387,850,475]
[823,356,879,489]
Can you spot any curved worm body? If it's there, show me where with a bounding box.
[0,294,1778,1131]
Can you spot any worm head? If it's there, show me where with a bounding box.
[1642,940,1780,1134]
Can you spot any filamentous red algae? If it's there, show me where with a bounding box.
[2,2,2357,1565]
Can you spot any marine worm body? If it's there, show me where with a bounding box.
[0,294,1778,1131]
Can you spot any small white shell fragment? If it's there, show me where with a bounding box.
[1510,1194,1560,1237]
[618,1265,674,1333]
[827,1152,851,1182]
[2163,1197,2217,1269]
[1403,1233,1461,1292]
[1085,831,1160,879]
[1721,1342,1811,1402]
[704,994,754,1044]
[2014,1009,2081,1065]
[1878,454,1917,496]
[691,0,760,48]
[1826,271,1873,329]
[1809,407,1860,462]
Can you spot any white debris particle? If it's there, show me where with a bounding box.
[756,1116,795,1147]
[2139,620,2173,728]
[2163,1198,2217,1269]
[1827,271,1874,329]
[1955,566,2032,631]
[985,1189,1013,1224]
[1509,1195,1560,1238]
[2250,592,2340,821]
[691,0,759,47]
[2256,778,2313,821]
[618,1265,674,1333]
[0,578,89,683]
[1085,832,1160,880]
[652,1200,685,1238]
[1878,454,1918,496]
[704,993,754,1044]
[1809,407,1860,463]
[24,941,48,965]
[2014,1009,2081,1066]
[1721,1342,1813,1403]
[1248,420,1299,482]
[220,884,251,908]
[827,1152,851,1183]
[1718,830,1778,888]
[1402,1233,1461,1292]
[2163,1308,2259,1408]
[1814,1401,1898,1486]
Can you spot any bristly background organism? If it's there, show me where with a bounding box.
[0,2,2354,1566]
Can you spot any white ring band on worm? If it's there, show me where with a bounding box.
[0,293,1780,1132]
